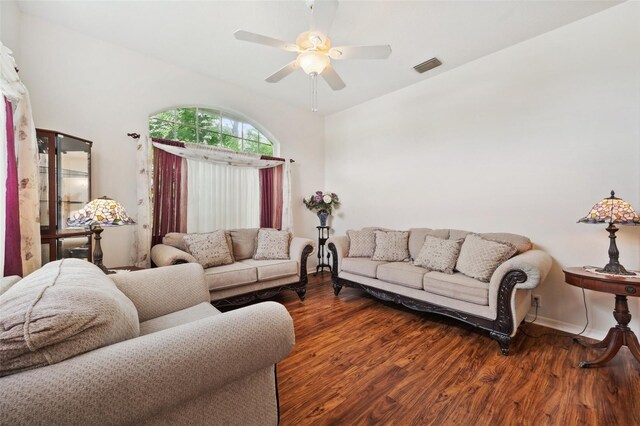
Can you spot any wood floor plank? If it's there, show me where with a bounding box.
[259,274,640,425]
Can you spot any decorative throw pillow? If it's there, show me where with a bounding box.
[413,236,464,274]
[228,228,260,260]
[0,259,139,377]
[372,230,410,262]
[253,229,291,260]
[347,229,376,257]
[455,233,517,282]
[183,230,234,268]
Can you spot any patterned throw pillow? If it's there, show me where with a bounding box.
[347,229,376,257]
[183,230,234,268]
[455,233,517,282]
[254,229,291,260]
[413,236,464,274]
[372,230,410,262]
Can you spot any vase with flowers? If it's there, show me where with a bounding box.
[303,191,340,226]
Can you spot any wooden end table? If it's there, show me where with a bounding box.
[563,267,640,368]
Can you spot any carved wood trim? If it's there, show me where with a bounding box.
[327,243,527,356]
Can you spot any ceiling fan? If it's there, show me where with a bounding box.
[234,0,392,111]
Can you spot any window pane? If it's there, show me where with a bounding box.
[257,143,273,156]
[243,123,259,141]
[220,135,241,151]
[259,133,272,145]
[176,108,197,127]
[175,126,197,143]
[154,109,176,122]
[197,109,220,131]
[200,130,220,146]
[149,118,175,139]
[221,115,242,138]
[244,140,260,154]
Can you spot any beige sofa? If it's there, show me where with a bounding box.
[0,260,295,426]
[151,228,315,307]
[327,228,552,355]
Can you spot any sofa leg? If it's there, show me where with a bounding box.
[295,287,306,301]
[490,331,511,356]
[332,281,342,296]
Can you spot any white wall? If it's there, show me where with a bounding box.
[1,1,21,59]
[14,12,325,267]
[325,2,640,338]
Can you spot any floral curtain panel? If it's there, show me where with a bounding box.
[0,42,41,276]
[129,136,153,268]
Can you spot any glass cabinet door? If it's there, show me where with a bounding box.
[37,134,51,230]
[57,134,91,230]
[56,236,91,261]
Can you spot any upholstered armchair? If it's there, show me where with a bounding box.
[0,260,295,425]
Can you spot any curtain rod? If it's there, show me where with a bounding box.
[127,132,295,163]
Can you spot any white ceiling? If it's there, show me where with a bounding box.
[17,0,622,115]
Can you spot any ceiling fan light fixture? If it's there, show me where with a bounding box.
[297,50,330,75]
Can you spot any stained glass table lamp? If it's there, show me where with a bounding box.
[578,190,639,276]
[67,196,136,273]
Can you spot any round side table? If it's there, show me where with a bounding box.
[563,267,640,368]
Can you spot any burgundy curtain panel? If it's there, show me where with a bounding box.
[259,165,283,229]
[151,139,188,246]
[4,97,22,276]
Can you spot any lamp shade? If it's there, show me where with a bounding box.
[578,190,640,225]
[297,50,330,75]
[67,196,136,228]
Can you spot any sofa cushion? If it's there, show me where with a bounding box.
[423,271,490,305]
[229,228,260,260]
[254,229,291,260]
[481,232,532,254]
[0,259,139,377]
[347,229,376,257]
[341,258,388,279]
[372,230,410,262]
[204,263,258,291]
[377,262,427,290]
[408,228,450,260]
[456,234,517,283]
[413,236,464,274]
[239,259,298,281]
[184,231,234,268]
[139,302,220,336]
[448,229,471,241]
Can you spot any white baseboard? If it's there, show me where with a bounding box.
[523,313,608,340]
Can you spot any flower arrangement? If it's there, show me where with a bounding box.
[303,191,340,214]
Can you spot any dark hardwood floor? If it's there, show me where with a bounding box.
[266,273,640,425]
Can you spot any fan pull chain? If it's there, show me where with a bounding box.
[310,72,318,112]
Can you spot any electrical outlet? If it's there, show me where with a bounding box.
[531,294,542,308]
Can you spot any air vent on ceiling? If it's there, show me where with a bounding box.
[414,57,442,74]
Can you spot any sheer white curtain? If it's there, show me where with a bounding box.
[186,159,260,232]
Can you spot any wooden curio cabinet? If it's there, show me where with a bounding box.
[37,129,93,264]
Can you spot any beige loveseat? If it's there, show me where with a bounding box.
[327,228,552,355]
[151,228,315,306]
[0,259,295,425]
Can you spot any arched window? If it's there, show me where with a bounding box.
[149,107,275,156]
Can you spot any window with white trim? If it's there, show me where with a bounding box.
[149,107,275,156]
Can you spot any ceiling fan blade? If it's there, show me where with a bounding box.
[265,61,299,83]
[234,30,299,52]
[328,45,392,60]
[310,0,338,36]
[320,64,346,90]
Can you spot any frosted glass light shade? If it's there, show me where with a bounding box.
[297,51,329,75]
